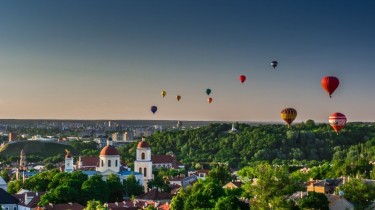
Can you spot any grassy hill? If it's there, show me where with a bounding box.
[0,141,76,157]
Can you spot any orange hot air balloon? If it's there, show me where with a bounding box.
[329,112,347,134]
[208,97,213,103]
[161,90,167,98]
[280,108,297,127]
[239,75,246,84]
[176,95,181,101]
[321,76,339,98]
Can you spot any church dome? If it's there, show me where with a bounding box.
[100,145,119,156]
[137,139,150,148]
[65,153,73,158]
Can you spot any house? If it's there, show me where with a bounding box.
[0,188,19,210]
[0,176,7,191]
[326,194,354,210]
[13,191,44,210]
[223,180,244,189]
[105,201,138,210]
[188,169,209,180]
[136,189,172,203]
[306,178,343,194]
[34,203,84,210]
[151,154,184,169]
[76,156,99,170]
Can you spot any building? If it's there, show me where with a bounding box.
[151,154,184,169]
[8,132,17,142]
[64,137,144,186]
[134,138,153,190]
[13,191,44,210]
[0,188,19,210]
[35,203,84,210]
[223,180,244,189]
[306,178,343,194]
[19,149,26,170]
[0,176,7,191]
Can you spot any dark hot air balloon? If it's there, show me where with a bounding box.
[271,61,278,69]
[281,108,297,127]
[151,106,157,114]
[206,89,211,96]
[329,112,347,134]
[239,75,246,84]
[321,76,339,98]
[208,97,213,104]
[176,95,181,101]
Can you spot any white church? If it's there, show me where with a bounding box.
[64,137,153,190]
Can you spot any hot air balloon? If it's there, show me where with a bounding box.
[329,112,347,134]
[280,108,297,127]
[321,76,339,98]
[206,89,211,96]
[271,61,278,69]
[208,97,213,104]
[161,90,167,98]
[239,75,246,84]
[176,95,181,101]
[151,106,157,114]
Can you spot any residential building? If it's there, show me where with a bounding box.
[0,188,19,210]
[0,176,7,192]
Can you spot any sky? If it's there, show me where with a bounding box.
[0,0,374,122]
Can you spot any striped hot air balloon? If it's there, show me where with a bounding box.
[281,108,297,127]
[329,112,347,134]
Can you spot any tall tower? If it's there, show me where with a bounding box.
[19,149,26,170]
[64,149,74,172]
[134,137,153,191]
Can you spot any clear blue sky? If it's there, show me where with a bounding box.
[0,0,374,122]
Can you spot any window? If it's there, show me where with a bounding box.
[14,207,17,210]
[139,167,142,173]
[108,160,111,167]
[144,168,147,177]
[141,152,145,160]
[115,160,118,167]
[101,160,104,167]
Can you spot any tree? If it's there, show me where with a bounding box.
[123,174,143,197]
[208,165,233,186]
[339,178,375,210]
[84,200,106,210]
[297,192,329,210]
[214,196,246,210]
[106,174,124,202]
[0,170,9,182]
[82,174,109,203]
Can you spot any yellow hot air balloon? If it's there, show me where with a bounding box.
[161,90,167,98]
[176,95,181,101]
[280,108,297,127]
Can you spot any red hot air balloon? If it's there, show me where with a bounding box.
[207,97,213,104]
[329,112,347,134]
[239,75,246,84]
[150,106,157,114]
[321,76,339,98]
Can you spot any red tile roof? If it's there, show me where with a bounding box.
[35,203,84,210]
[78,156,99,168]
[151,155,175,164]
[137,140,150,148]
[136,189,172,201]
[100,145,119,156]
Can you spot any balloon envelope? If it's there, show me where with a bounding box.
[151,106,158,114]
[176,95,181,101]
[329,112,347,134]
[280,108,297,127]
[239,75,246,84]
[271,61,278,69]
[206,89,211,96]
[161,90,167,98]
[208,97,213,103]
[321,76,339,98]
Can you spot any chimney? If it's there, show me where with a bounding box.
[49,203,53,208]
[115,202,118,206]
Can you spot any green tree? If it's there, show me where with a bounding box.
[297,192,329,210]
[339,178,375,210]
[106,174,124,202]
[7,180,24,194]
[208,165,233,186]
[82,174,109,203]
[214,196,245,210]
[84,200,106,210]
[123,174,143,197]
[0,170,9,182]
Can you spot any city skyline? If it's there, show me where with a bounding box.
[1,1,375,122]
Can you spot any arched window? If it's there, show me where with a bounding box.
[144,168,147,177]
[101,160,104,167]
[141,152,145,160]
[108,160,111,167]
[139,167,142,173]
[115,160,118,167]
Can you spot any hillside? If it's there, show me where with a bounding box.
[0,141,76,158]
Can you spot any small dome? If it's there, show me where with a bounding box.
[65,153,73,158]
[100,145,119,156]
[137,139,150,148]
